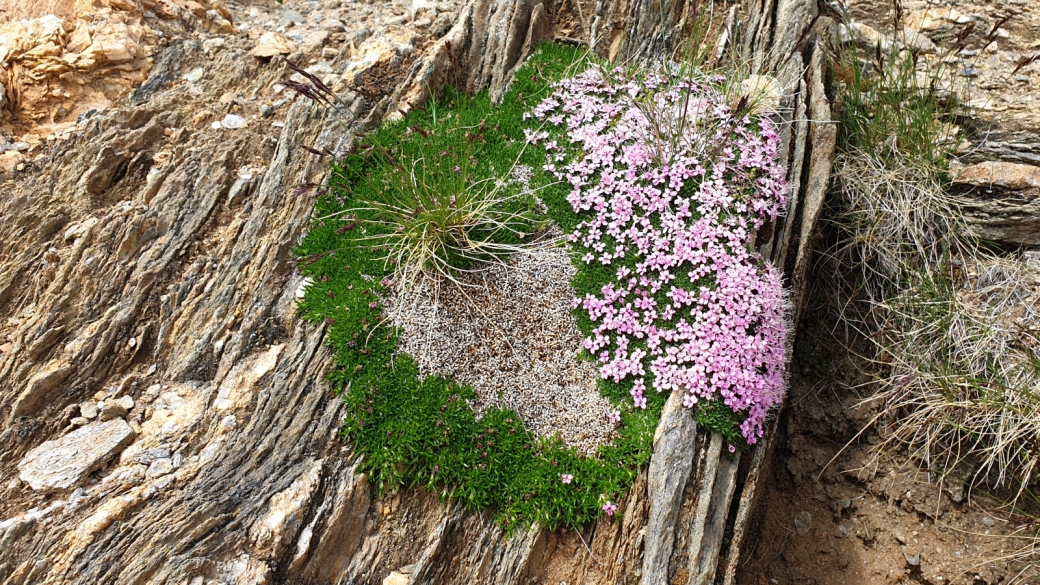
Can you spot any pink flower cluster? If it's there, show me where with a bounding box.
[527,67,789,443]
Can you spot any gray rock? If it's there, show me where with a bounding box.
[794,510,812,535]
[903,548,921,566]
[319,18,345,32]
[17,419,135,491]
[146,458,174,478]
[69,417,90,426]
[261,104,276,118]
[981,516,995,527]
[8,142,30,152]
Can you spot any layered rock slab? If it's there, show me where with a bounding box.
[17,418,134,491]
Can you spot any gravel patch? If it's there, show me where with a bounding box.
[384,234,617,456]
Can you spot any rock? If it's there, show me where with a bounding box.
[981,516,995,527]
[9,142,30,152]
[12,360,75,418]
[79,401,99,419]
[953,161,1040,191]
[300,30,331,54]
[217,114,247,129]
[146,458,174,478]
[202,37,226,55]
[70,417,90,426]
[251,32,296,58]
[952,162,1040,245]
[897,27,936,53]
[17,419,135,491]
[793,511,812,536]
[640,390,699,585]
[382,571,410,585]
[319,18,346,32]
[903,548,921,567]
[944,480,965,503]
[260,105,275,118]
[836,22,891,52]
[100,398,130,420]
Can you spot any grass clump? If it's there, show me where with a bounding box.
[825,12,1040,496]
[319,114,543,290]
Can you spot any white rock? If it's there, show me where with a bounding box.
[295,277,314,299]
[382,571,410,585]
[17,419,135,491]
[79,401,99,419]
[146,458,174,478]
[219,114,247,129]
[251,32,296,58]
[182,67,205,83]
[202,37,226,55]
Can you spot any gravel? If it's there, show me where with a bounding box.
[384,233,617,456]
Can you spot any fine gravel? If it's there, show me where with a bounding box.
[384,234,618,456]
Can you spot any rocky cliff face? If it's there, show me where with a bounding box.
[0,0,837,583]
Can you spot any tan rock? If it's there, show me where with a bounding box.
[952,161,1040,191]
[66,21,92,54]
[99,38,135,63]
[251,32,296,58]
[953,162,1040,245]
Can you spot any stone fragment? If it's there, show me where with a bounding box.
[70,417,90,426]
[217,114,247,129]
[319,19,346,32]
[202,37,226,55]
[981,516,995,527]
[952,162,1040,245]
[953,161,1040,190]
[17,419,135,491]
[793,511,812,535]
[79,401,99,419]
[251,32,296,58]
[835,22,891,52]
[902,548,921,566]
[67,22,92,54]
[897,27,936,53]
[99,39,134,63]
[382,571,410,585]
[101,398,129,421]
[12,361,75,418]
[146,458,174,478]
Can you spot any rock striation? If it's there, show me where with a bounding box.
[0,0,834,583]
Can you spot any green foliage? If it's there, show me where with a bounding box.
[296,43,667,532]
[320,113,543,290]
[831,33,962,171]
[297,41,765,532]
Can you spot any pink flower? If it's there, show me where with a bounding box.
[602,501,618,516]
[728,445,736,453]
[607,409,621,424]
[561,474,574,484]
[529,65,789,444]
